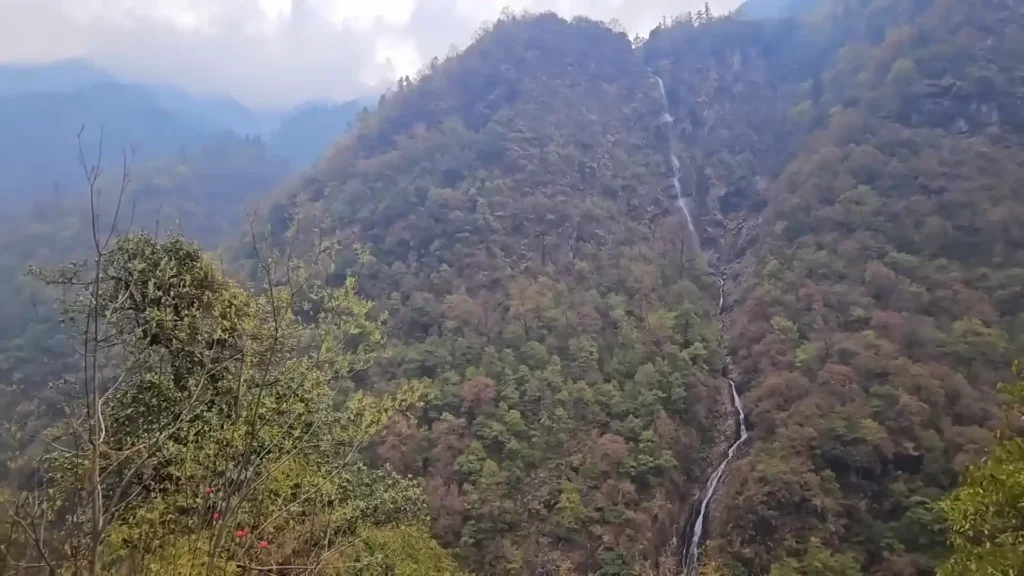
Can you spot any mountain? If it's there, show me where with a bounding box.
[641,0,1024,574]
[146,83,279,135]
[0,60,373,208]
[3,0,1024,574]
[267,98,372,167]
[244,1,1024,574]
[239,13,726,574]
[0,59,271,133]
[0,59,114,96]
[0,82,217,203]
[0,82,223,205]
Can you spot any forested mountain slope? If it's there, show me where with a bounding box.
[250,1,1024,575]
[640,0,1024,574]
[267,99,372,167]
[251,13,731,574]
[0,82,214,205]
[3,0,1024,574]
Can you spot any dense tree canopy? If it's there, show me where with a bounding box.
[653,0,1024,573]
[3,233,457,574]
[1,0,1023,574]
[937,364,1024,576]
[246,11,731,574]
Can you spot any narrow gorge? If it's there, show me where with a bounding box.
[652,74,749,575]
[684,273,749,576]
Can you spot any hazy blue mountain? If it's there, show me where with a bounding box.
[0,60,268,134]
[0,82,217,204]
[0,60,376,207]
[267,98,371,167]
[146,84,281,135]
[0,59,114,96]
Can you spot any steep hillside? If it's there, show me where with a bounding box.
[254,12,730,574]
[257,2,1024,575]
[642,0,1024,574]
[3,0,1024,574]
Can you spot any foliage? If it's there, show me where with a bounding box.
[243,11,729,575]
[0,133,291,464]
[3,233,455,574]
[3,0,1024,574]
[937,364,1024,576]
[645,0,1024,573]
[767,539,861,576]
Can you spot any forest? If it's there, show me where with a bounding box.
[0,0,1022,574]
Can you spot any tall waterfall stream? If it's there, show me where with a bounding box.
[653,75,749,575]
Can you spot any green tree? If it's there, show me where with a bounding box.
[937,363,1024,576]
[768,539,861,576]
[8,232,455,574]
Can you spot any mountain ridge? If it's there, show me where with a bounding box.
[0,60,374,207]
[1,0,1023,574]
[249,2,1024,574]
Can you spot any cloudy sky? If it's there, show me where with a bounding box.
[0,0,741,107]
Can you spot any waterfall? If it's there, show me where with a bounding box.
[683,275,749,576]
[654,76,697,243]
[651,74,749,575]
[685,376,748,575]
[656,76,675,124]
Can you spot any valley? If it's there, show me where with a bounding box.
[0,0,1023,574]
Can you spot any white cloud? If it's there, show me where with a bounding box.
[0,0,742,107]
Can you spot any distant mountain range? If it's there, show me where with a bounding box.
[0,59,116,95]
[0,59,374,206]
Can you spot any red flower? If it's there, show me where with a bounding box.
[235,530,244,538]
[212,513,221,521]
[259,541,269,549]
[242,527,250,536]
[204,487,213,495]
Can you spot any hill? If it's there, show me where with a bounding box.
[2,0,1024,574]
[0,82,216,205]
[267,99,371,167]
[248,12,729,574]
[643,0,1024,573]
[0,60,371,208]
[0,59,115,95]
[249,1,1024,574]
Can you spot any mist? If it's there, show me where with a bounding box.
[0,0,741,107]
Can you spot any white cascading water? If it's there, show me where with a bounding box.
[684,283,749,576]
[655,76,697,240]
[653,75,749,575]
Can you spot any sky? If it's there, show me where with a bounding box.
[0,0,741,108]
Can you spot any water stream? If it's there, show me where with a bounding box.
[652,74,749,575]
[655,76,697,240]
[684,281,749,576]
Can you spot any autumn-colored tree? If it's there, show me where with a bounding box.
[937,363,1024,576]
